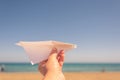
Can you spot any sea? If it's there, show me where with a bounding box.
[0,63,120,72]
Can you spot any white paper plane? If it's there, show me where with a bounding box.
[16,40,77,65]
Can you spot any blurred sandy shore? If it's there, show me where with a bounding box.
[0,72,120,80]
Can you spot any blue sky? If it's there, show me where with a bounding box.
[0,0,120,63]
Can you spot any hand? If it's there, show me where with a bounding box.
[38,48,65,76]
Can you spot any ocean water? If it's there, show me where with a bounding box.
[0,63,120,72]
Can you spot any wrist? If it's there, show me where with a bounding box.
[43,70,65,80]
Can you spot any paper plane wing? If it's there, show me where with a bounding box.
[16,40,77,65]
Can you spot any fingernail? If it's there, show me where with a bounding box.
[61,50,64,53]
[49,48,57,56]
[52,47,57,53]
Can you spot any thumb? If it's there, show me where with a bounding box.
[48,48,58,60]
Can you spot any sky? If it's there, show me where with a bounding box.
[0,0,120,63]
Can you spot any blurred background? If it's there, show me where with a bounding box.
[0,0,120,80]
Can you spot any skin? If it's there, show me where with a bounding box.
[38,48,65,80]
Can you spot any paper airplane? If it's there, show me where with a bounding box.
[16,40,77,65]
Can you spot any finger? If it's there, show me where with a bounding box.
[59,57,64,66]
[57,50,62,61]
[38,64,47,76]
[61,51,65,62]
[58,50,64,61]
[48,48,58,60]
[57,55,60,60]
[58,50,65,66]
[39,59,48,67]
[50,47,58,55]
[57,50,64,57]
[41,59,48,63]
[38,62,44,73]
[38,60,48,74]
[57,50,63,60]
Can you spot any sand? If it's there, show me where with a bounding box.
[0,72,120,80]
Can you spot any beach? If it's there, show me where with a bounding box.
[0,72,120,80]
[0,63,120,80]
